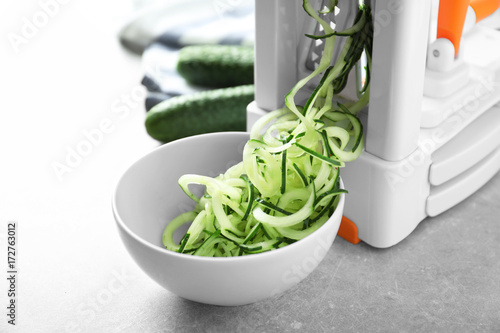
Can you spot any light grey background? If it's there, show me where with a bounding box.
[1,0,499,332]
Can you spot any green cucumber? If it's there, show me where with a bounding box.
[145,84,254,143]
[177,45,254,88]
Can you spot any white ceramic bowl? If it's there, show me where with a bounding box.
[112,132,344,306]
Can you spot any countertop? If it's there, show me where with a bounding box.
[1,1,500,332]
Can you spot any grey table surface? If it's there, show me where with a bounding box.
[1,1,500,332]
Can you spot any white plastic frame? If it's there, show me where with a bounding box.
[249,0,500,248]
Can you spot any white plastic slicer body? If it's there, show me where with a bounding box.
[248,0,500,248]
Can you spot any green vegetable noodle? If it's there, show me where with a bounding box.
[162,0,373,256]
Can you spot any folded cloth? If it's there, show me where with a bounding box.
[153,2,255,48]
[119,0,255,111]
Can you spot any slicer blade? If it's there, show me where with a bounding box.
[305,0,369,99]
[305,0,358,70]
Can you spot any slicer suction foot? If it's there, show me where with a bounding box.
[338,216,361,245]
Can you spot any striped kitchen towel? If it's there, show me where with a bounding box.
[119,0,255,110]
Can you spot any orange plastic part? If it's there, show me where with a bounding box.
[437,0,470,57]
[337,216,360,244]
[470,0,500,22]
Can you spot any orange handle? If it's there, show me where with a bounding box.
[437,0,470,57]
[470,0,500,21]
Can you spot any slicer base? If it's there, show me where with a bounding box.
[247,102,500,248]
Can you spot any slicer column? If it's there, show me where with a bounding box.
[366,0,432,161]
[254,0,303,111]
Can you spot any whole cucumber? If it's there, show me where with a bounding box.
[145,85,254,143]
[177,45,254,88]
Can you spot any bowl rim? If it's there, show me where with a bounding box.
[112,132,345,263]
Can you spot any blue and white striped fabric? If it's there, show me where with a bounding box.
[120,0,255,110]
[153,1,254,48]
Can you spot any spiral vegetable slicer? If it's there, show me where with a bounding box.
[247,0,500,247]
